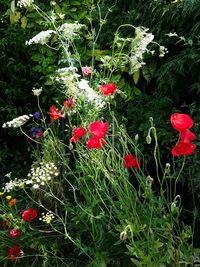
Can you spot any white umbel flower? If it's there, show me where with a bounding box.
[26,30,56,45]
[2,114,33,128]
[17,0,34,8]
[78,79,105,108]
[59,22,84,40]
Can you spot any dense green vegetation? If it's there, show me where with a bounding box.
[1,0,200,265]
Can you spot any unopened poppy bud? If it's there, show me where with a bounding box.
[146,135,151,144]
[135,134,139,142]
[120,231,127,240]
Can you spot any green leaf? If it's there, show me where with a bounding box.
[133,87,141,95]
[10,0,15,13]
[133,70,140,84]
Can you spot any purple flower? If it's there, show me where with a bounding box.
[31,127,43,139]
[33,112,41,120]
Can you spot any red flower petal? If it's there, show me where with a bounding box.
[8,245,21,262]
[63,98,76,109]
[123,154,141,169]
[172,141,197,156]
[180,129,196,142]
[48,106,64,121]
[88,121,109,138]
[22,208,37,222]
[86,137,106,149]
[73,127,87,138]
[99,83,117,95]
[170,113,193,131]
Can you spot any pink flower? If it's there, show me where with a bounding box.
[9,228,21,238]
[170,113,193,131]
[82,66,92,77]
[86,137,106,149]
[63,98,76,109]
[172,141,197,156]
[48,106,64,121]
[123,154,141,169]
[88,121,109,138]
[99,83,117,95]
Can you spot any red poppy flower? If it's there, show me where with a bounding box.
[48,106,64,121]
[180,129,196,142]
[172,141,197,156]
[81,66,92,77]
[123,154,141,169]
[9,228,21,238]
[22,208,37,222]
[73,127,87,138]
[99,83,117,95]
[8,245,21,262]
[63,98,76,109]
[170,113,193,131]
[86,137,106,149]
[69,136,80,143]
[88,121,109,138]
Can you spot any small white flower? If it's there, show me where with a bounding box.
[32,87,42,96]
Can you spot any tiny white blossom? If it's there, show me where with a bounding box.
[17,0,34,8]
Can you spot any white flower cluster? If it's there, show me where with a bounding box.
[26,30,56,45]
[59,22,84,40]
[78,79,105,109]
[130,27,154,73]
[2,178,25,192]
[2,114,33,128]
[39,211,55,224]
[55,67,80,95]
[129,27,154,73]
[27,162,59,189]
[17,0,34,8]
[32,87,43,96]
[159,45,168,58]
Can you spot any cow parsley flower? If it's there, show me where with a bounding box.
[59,22,84,40]
[2,114,33,128]
[27,162,59,189]
[26,30,56,45]
[3,178,26,192]
[17,0,34,8]
[78,79,105,108]
[39,211,55,224]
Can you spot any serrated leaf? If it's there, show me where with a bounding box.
[133,70,140,84]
